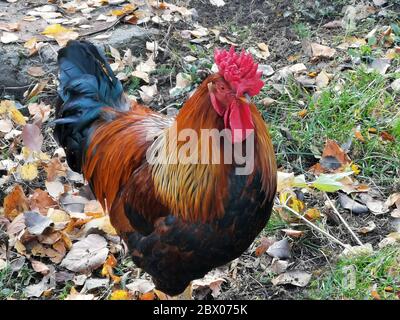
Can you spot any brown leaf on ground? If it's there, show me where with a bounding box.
[255,236,275,257]
[25,80,48,101]
[281,229,304,238]
[380,131,395,142]
[28,103,51,122]
[101,254,121,283]
[354,130,365,142]
[31,260,50,275]
[27,66,46,77]
[29,189,57,214]
[310,43,336,58]
[385,193,400,208]
[31,242,65,264]
[4,185,29,221]
[44,157,67,182]
[358,221,377,234]
[192,269,226,298]
[310,139,351,174]
[305,208,321,221]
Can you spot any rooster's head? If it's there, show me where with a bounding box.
[208,46,264,143]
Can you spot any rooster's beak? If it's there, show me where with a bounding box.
[239,93,251,104]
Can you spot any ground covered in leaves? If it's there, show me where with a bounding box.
[1,0,400,300]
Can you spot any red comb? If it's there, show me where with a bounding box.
[214,46,264,97]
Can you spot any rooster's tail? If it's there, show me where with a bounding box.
[54,40,128,172]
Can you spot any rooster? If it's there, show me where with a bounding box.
[54,41,277,298]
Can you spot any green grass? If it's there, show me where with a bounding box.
[263,211,289,235]
[309,246,400,300]
[261,66,400,189]
[292,23,311,39]
[126,76,142,95]
[0,265,36,299]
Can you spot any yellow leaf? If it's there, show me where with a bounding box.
[290,198,305,213]
[308,71,318,78]
[111,4,135,16]
[9,106,26,125]
[24,37,37,49]
[305,208,321,221]
[110,290,131,300]
[15,240,26,255]
[41,24,79,47]
[21,146,31,159]
[20,163,38,181]
[111,9,124,16]
[354,130,365,142]
[42,24,70,36]
[351,163,361,175]
[26,80,47,100]
[101,254,120,283]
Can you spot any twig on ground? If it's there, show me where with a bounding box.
[277,199,349,248]
[324,193,364,246]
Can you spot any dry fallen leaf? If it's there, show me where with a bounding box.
[29,189,57,214]
[255,236,275,257]
[267,238,292,259]
[110,290,132,300]
[192,269,226,298]
[310,139,352,174]
[315,70,330,89]
[3,185,29,220]
[27,66,46,77]
[305,208,321,221]
[358,221,376,234]
[1,31,19,44]
[380,131,395,142]
[28,102,51,122]
[65,287,95,300]
[311,43,336,58]
[341,243,373,257]
[139,84,158,104]
[26,80,48,101]
[24,211,53,235]
[44,157,67,181]
[126,279,155,294]
[61,234,109,273]
[42,24,79,47]
[338,193,369,215]
[369,58,391,75]
[271,270,312,287]
[282,229,304,238]
[22,123,43,151]
[270,258,289,274]
[31,260,50,275]
[45,180,65,199]
[0,119,13,133]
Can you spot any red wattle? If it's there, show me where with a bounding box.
[228,100,254,143]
